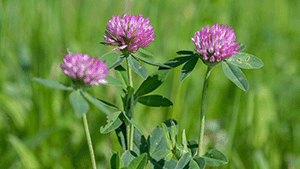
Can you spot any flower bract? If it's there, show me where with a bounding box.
[103,14,155,54]
[191,23,241,63]
[61,53,109,87]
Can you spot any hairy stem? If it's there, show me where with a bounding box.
[83,114,97,169]
[197,66,213,156]
[126,58,134,151]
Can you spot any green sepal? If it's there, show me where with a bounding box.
[69,90,89,117]
[138,95,173,107]
[227,52,263,69]
[100,52,119,68]
[81,91,112,115]
[128,55,148,79]
[222,60,249,92]
[33,78,73,91]
[202,149,228,166]
[110,151,124,169]
[179,57,199,81]
[100,111,123,134]
[133,54,171,68]
[110,54,126,69]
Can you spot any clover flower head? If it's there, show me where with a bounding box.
[61,53,109,86]
[103,14,156,53]
[191,23,241,63]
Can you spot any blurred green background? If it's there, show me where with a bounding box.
[1,0,299,168]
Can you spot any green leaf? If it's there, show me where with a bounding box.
[135,69,170,97]
[100,111,123,134]
[97,98,121,111]
[115,123,127,151]
[128,56,148,79]
[174,144,184,160]
[122,112,144,135]
[202,149,228,166]
[187,140,198,157]
[124,86,135,104]
[174,152,192,169]
[8,135,40,169]
[148,158,177,169]
[115,65,129,86]
[127,153,147,169]
[162,123,173,150]
[148,127,169,161]
[238,44,246,51]
[111,151,123,169]
[190,156,206,169]
[163,56,194,68]
[81,91,112,115]
[67,48,76,54]
[138,48,155,57]
[133,54,171,68]
[33,77,73,90]
[106,75,124,87]
[176,50,194,55]
[121,151,138,167]
[69,90,89,116]
[222,61,249,92]
[138,95,173,107]
[164,149,173,162]
[179,57,199,81]
[182,129,188,154]
[132,128,148,156]
[100,52,119,68]
[188,159,200,169]
[163,119,178,148]
[110,55,126,69]
[227,52,263,69]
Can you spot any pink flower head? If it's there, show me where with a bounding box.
[61,53,109,86]
[191,23,241,63]
[103,14,156,53]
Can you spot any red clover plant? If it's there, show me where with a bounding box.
[34,14,263,168]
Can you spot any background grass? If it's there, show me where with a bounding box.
[1,0,299,168]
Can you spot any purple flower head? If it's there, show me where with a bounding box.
[103,14,156,53]
[191,23,241,63]
[61,53,109,87]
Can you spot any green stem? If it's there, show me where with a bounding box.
[126,58,134,151]
[197,66,213,157]
[83,114,97,169]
